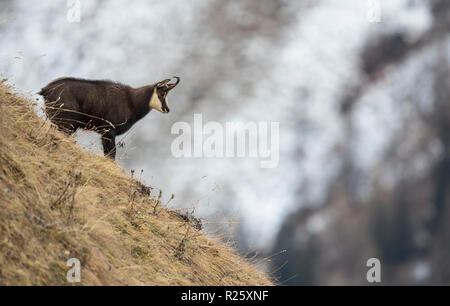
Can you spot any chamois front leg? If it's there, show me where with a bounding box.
[101,130,117,160]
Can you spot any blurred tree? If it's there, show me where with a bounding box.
[272,0,450,285]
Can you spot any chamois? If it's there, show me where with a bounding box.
[38,76,180,159]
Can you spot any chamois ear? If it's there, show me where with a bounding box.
[156,79,171,88]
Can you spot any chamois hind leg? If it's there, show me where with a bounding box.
[101,130,117,160]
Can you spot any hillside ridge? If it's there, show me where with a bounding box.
[0,83,271,286]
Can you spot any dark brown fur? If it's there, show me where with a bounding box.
[39,77,179,159]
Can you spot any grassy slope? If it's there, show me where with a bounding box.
[0,83,271,286]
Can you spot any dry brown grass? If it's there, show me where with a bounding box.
[0,83,272,286]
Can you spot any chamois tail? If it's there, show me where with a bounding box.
[38,78,70,100]
[38,84,63,101]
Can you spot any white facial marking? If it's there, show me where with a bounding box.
[149,87,164,113]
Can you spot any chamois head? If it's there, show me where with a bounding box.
[149,76,180,113]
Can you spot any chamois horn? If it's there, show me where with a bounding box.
[166,76,180,90]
